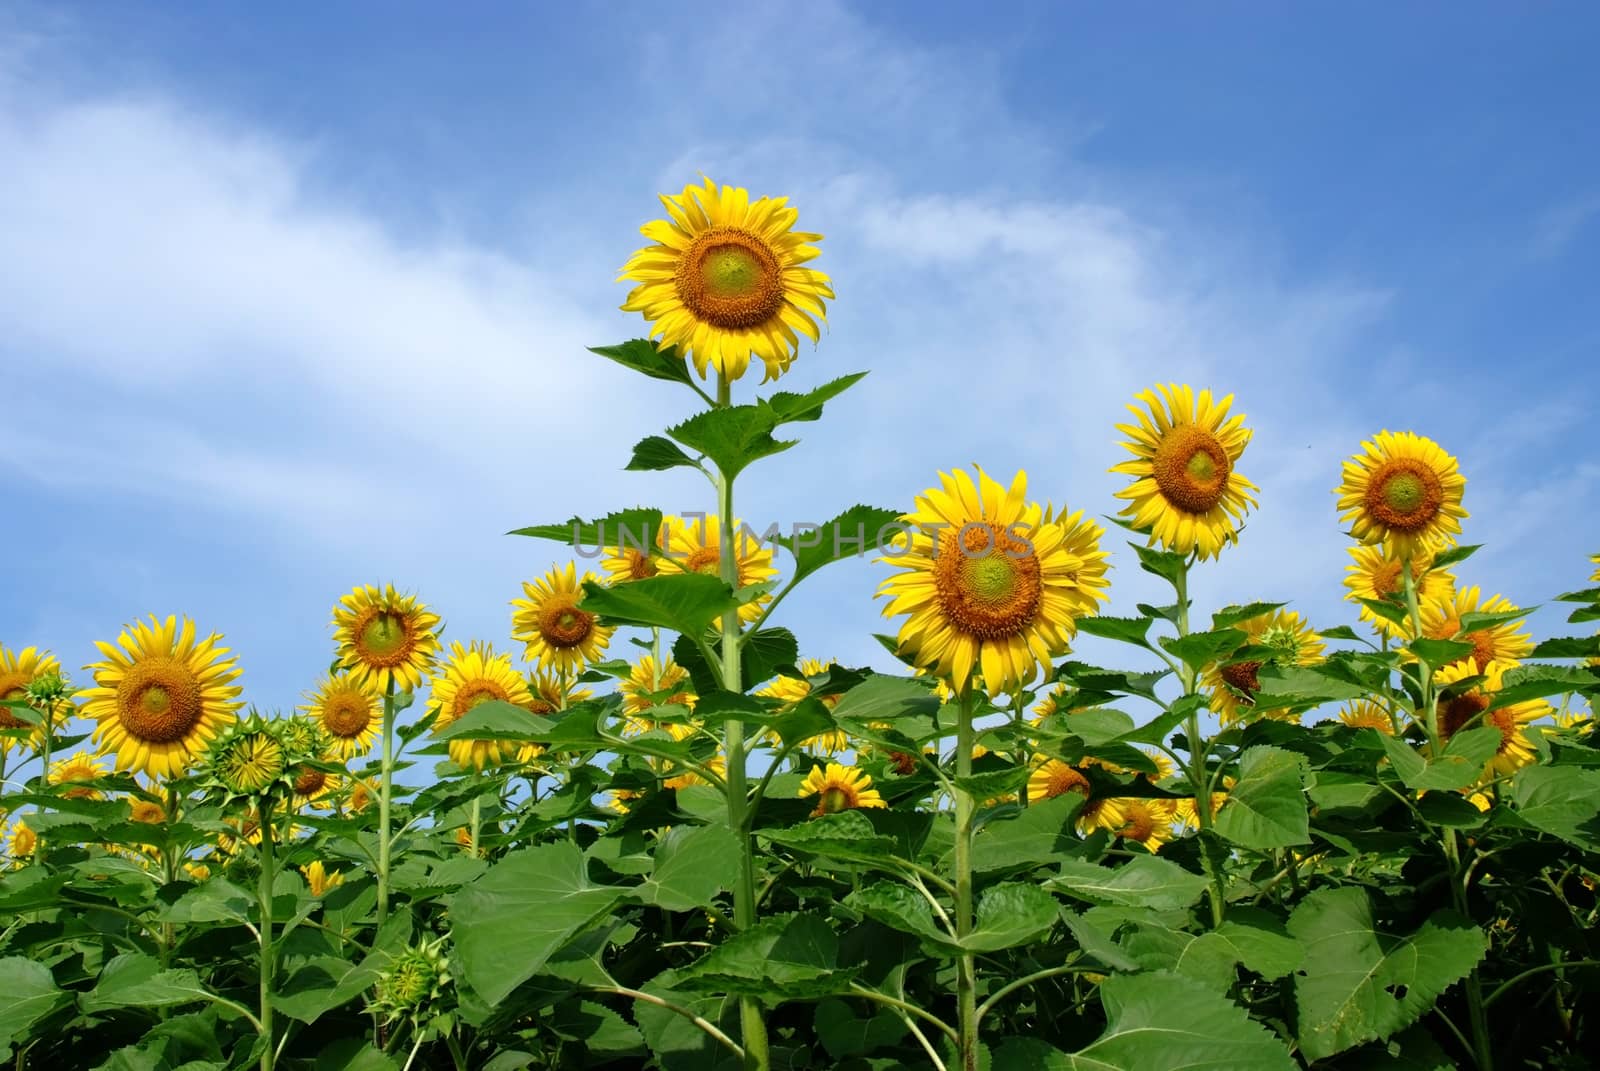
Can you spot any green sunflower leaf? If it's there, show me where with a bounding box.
[775,504,905,585]
[588,339,696,386]
[758,371,868,424]
[1429,543,1482,570]
[1213,745,1311,850]
[508,506,662,551]
[1073,615,1155,648]
[1160,628,1247,673]
[666,405,797,481]
[626,436,700,473]
[580,574,742,636]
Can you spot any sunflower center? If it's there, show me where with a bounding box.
[1366,459,1444,531]
[452,679,510,717]
[0,678,28,729]
[685,546,723,575]
[116,660,204,744]
[323,693,373,739]
[1220,660,1262,700]
[676,227,787,330]
[1439,691,1490,740]
[1152,425,1232,514]
[1117,807,1156,843]
[625,550,659,580]
[538,598,594,649]
[1045,765,1090,799]
[528,697,557,715]
[357,610,414,666]
[294,767,327,796]
[933,527,1043,640]
[818,787,852,814]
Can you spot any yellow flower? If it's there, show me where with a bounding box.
[1417,585,1532,675]
[512,562,614,676]
[655,515,778,625]
[1435,660,1551,778]
[0,645,59,753]
[80,615,243,779]
[665,753,726,791]
[3,816,36,865]
[602,542,660,585]
[1105,797,1179,853]
[128,797,167,824]
[526,669,592,717]
[1027,759,1093,806]
[878,466,1109,698]
[1591,553,1600,584]
[1175,785,1232,831]
[347,776,381,815]
[50,750,110,799]
[1342,545,1454,639]
[1110,384,1259,560]
[331,585,442,694]
[291,765,341,810]
[799,763,886,816]
[428,641,540,772]
[301,860,344,897]
[1335,431,1467,557]
[619,655,698,741]
[608,789,644,814]
[618,176,833,383]
[301,673,381,760]
[1200,609,1324,725]
[184,862,211,881]
[757,659,848,754]
[1339,700,1395,734]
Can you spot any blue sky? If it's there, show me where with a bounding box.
[2,1,1597,756]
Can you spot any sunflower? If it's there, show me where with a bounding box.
[618,176,833,383]
[1201,609,1325,725]
[291,765,341,810]
[1592,553,1600,583]
[664,753,727,792]
[602,540,660,585]
[49,750,109,800]
[1110,384,1258,561]
[0,645,60,752]
[527,669,592,716]
[301,860,344,897]
[428,641,540,772]
[1434,660,1551,778]
[757,658,848,754]
[331,585,441,694]
[1343,545,1455,639]
[80,616,243,779]
[512,563,614,675]
[184,862,211,882]
[620,655,698,716]
[1105,797,1179,853]
[1027,759,1093,806]
[127,797,166,824]
[1174,779,1235,830]
[800,763,886,817]
[1417,585,1533,675]
[878,466,1109,698]
[3,816,36,865]
[656,514,778,625]
[203,716,292,800]
[301,673,381,760]
[347,776,381,815]
[1339,700,1396,735]
[608,789,644,814]
[1335,431,1467,557]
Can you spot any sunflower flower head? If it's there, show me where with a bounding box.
[1417,585,1533,676]
[512,562,615,676]
[1110,384,1258,560]
[656,515,779,625]
[878,466,1109,698]
[49,750,110,800]
[1343,545,1454,639]
[331,585,441,695]
[1201,609,1324,726]
[3,816,37,866]
[198,713,305,803]
[301,859,344,898]
[618,176,834,383]
[302,672,381,760]
[369,936,453,1028]
[800,763,886,817]
[1434,660,1551,778]
[428,641,540,772]
[1,646,62,753]
[1335,430,1467,557]
[1339,700,1396,735]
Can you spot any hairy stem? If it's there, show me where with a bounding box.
[377,678,397,928]
[954,687,979,1071]
[1176,560,1227,925]
[258,800,277,1071]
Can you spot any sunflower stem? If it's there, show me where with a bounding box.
[257,798,277,1071]
[469,777,482,858]
[953,687,979,1071]
[713,372,769,1071]
[377,679,396,930]
[1175,560,1227,926]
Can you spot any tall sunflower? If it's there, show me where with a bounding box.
[878,466,1109,698]
[301,673,381,760]
[799,763,886,817]
[512,562,615,675]
[428,641,539,772]
[618,176,833,383]
[1335,431,1467,557]
[1434,660,1551,778]
[1110,384,1258,561]
[1417,585,1532,674]
[0,645,59,753]
[756,658,848,754]
[1201,609,1325,725]
[80,615,243,779]
[1105,797,1178,854]
[331,585,441,694]
[1343,545,1455,639]
[655,514,778,625]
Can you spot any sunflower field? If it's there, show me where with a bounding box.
[4,177,1600,1071]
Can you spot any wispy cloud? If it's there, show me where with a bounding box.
[1530,192,1600,260]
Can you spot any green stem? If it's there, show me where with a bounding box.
[954,687,979,1071]
[469,778,482,858]
[258,799,277,1071]
[975,962,1092,1024]
[713,372,768,1071]
[377,678,397,928]
[34,702,52,867]
[1175,560,1226,925]
[1485,959,1600,1008]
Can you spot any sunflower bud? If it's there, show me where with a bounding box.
[368,936,453,1028]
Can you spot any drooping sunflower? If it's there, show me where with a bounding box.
[1435,660,1551,778]
[80,616,243,779]
[3,816,36,865]
[1335,430,1467,557]
[428,641,540,772]
[301,860,344,897]
[656,514,779,625]
[512,562,615,676]
[1343,545,1455,639]
[618,176,833,383]
[1110,384,1258,561]
[878,466,1110,698]
[301,673,381,760]
[49,750,109,800]
[800,763,886,817]
[757,658,848,754]
[1417,585,1533,675]
[1339,700,1396,735]
[0,645,61,752]
[1201,609,1325,725]
[331,585,441,695]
